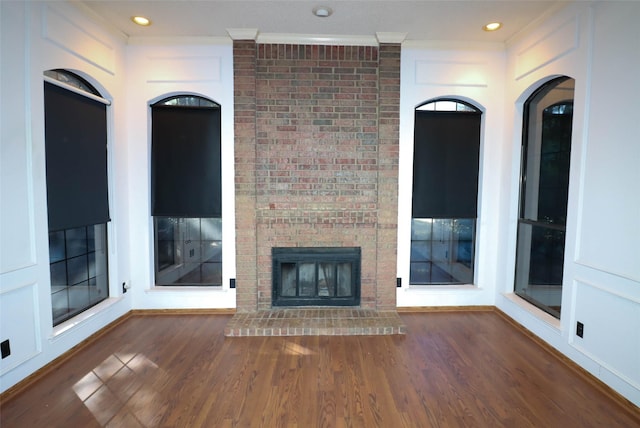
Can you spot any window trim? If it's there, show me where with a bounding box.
[43,75,110,106]
[150,94,223,287]
[409,97,482,286]
[514,76,575,319]
[44,69,111,326]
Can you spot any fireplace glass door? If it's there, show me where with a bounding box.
[273,248,360,306]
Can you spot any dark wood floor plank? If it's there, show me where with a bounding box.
[1,311,639,427]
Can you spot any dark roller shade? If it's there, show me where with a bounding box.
[151,106,221,217]
[44,82,110,232]
[412,110,481,218]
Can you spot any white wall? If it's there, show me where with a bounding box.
[0,1,131,393]
[396,43,506,307]
[497,1,640,406]
[125,40,236,309]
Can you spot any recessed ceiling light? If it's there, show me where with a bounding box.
[131,16,152,26]
[313,6,333,18]
[483,22,502,32]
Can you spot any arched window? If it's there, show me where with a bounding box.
[410,99,482,285]
[44,69,101,95]
[514,76,575,318]
[44,69,110,325]
[151,95,222,286]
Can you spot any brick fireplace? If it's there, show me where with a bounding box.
[232,37,401,316]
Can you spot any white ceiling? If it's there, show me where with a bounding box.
[77,0,566,44]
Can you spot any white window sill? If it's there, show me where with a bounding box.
[51,296,124,340]
[502,292,561,331]
[404,284,480,292]
[145,285,229,293]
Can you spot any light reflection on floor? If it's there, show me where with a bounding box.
[72,353,165,426]
[283,341,315,356]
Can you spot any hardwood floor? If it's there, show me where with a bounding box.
[1,311,639,427]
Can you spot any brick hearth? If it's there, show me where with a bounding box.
[225,308,406,337]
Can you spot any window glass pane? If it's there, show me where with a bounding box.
[411,218,432,240]
[410,217,475,284]
[457,103,476,112]
[520,79,574,225]
[87,226,96,252]
[66,227,87,258]
[51,287,69,325]
[416,100,479,113]
[431,219,452,264]
[184,217,200,241]
[89,278,108,305]
[157,95,218,108]
[410,262,431,284]
[49,230,66,263]
[454,219,475,267]
[201,217,222,240]
[88,251,96,278]
[67,255,88,285]
[202,241,222,263]
[537,106,572,224]
[201,262,223,285]
[154,217,222,286]
[436,100,457,111]
[50,261,67,286]
[514,223,564,318]
[410,241,430,262]
[49,224,108,326]
[44,69,100,95]
[156,217,176,271]
[68,282,90,315]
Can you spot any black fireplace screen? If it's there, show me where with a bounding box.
[272,247,361,306]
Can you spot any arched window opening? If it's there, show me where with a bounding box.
[151,95,223,286]
[44,69,109,326]
[416,99,478,113]
[44,69,100,96]
[514,76,575,318]
[410,98,482,285]
[155,95,217,108]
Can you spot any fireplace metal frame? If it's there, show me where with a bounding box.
[272,247,361,307]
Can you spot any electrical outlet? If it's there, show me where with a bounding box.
[1,339,10,359]
[576,321,584,338]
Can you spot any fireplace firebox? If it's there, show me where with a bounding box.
[272,247,361,307]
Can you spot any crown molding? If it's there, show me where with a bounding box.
[127,36,232,46]
[257,33,378,46]
[402,39,505,51]
[376,32,407,44]
[226,28,259,41]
